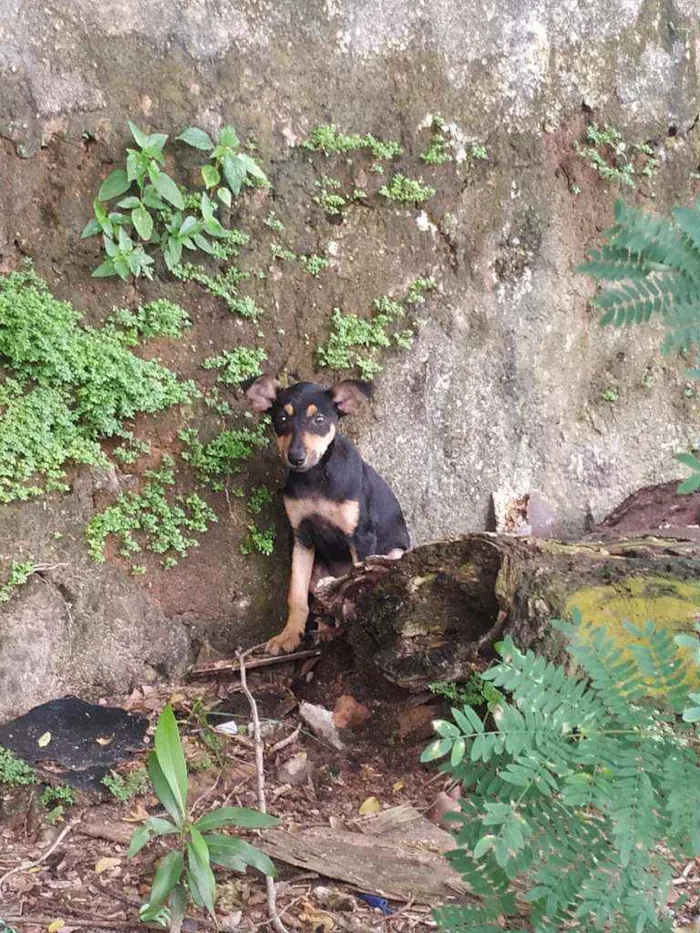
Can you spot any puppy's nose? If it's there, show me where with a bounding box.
[288,452,307,467]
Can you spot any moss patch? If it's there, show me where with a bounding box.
[566,575,700,686]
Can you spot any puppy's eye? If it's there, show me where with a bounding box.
[314,414,326,425]
[278,413,288,425]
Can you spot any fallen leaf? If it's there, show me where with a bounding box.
[47,921,65,933]
[38,731,52,748]
[124,803,150,823]
[299,904,335,932]
[95,856,121,874]
[96,735,114,746]
[332,695,372,729]
[358,796,382,816]
[393,781,405,793]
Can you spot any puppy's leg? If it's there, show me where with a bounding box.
[385,548,405,560]
[267,540,315,655]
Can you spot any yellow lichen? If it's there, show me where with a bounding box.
[566,576,700,688]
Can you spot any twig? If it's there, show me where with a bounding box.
[248,894,306,930]
[269,724,301,755]
[0,916,137,931]
[190,771,222,817]
[190,648,320,677]
[0,817,79,894]
[237,649,290,933]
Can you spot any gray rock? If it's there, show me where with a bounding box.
[299,702,345,751]
[276,752,312,787]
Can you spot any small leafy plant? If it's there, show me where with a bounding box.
[574,122,659,189]
[421,115,452,165]
[40,784,77,823]
[379,174,436,204]
[0,745,37,785]
[0,264,194,503]
[428,674,503,712]
[176,125,269,203]
[82,123,267,279]
[202,347,266,386]
[318,277,436,378]
[0,560,37,603]
[103,767,150,803]
[179,424,269,489]
[86,457,217,569]
[130,705,278,926]
[422,618,700,933]
[303,124,402,161]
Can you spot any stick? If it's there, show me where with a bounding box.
[0,817,78,894]
[190,648,320,678]
[269,724,301,755]
[0,919,138,931]
[236,649,290,933]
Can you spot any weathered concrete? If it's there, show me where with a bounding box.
[1,0,699,715]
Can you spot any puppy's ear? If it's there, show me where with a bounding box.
[245,374,280,412]
[330,379,373,416]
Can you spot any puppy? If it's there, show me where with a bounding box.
[246,375,410,654]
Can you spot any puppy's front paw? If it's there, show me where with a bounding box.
[266,627,303,655]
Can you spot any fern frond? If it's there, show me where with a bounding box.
[581,198,700,350]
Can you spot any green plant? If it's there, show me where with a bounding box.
[301,254,329,277]
[428,675,503,712]
[240,524,275,557]
[574,122,659,189]
[0,560,37,603]
[421,115,452,165]
[179,424,269,488]
[107,300,191,343]
[269,243,296,262]
[86,457,217,568]
[40,784,77,823]
[379,174,435,204]
[0,264,194,503]
[129,705,278,926]
[263,211,284,234]
[172,262,261,318]
[247,485,273,514]
[313,177,348,216]
[303,124,402,161]
[82,123,243,281]
[0,746,37,785]
[102,767,150,803]
[601,385,620,404]
[202,347,267,386]
[579,198,700,491]
[317,277,436,378]
[113,433,152,466]
[187,698,224,762]
[423,617,700,933]
[177,124,269,204]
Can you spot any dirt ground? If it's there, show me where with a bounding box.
[0,641,453,933]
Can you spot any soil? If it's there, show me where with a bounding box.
[0,644,450,933]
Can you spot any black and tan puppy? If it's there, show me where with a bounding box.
[246,374,410,654]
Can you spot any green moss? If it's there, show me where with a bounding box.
[574,122,659,188]
[566,576,700,686]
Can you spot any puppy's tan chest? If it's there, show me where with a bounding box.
[284,496,359,536]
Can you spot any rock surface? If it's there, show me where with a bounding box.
[1,0,699,715]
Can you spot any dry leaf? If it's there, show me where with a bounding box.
[96,735,114,746]
[393,781,405,792]
[124,803,150,823]
[358,796,382,816]
[47,921,65,933]
[299,905,335,932]
[95,856,121,874]
[38,731,52,748]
